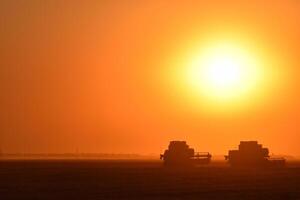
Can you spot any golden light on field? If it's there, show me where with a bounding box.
[186,43,262,103]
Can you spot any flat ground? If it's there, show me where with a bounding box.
[0,160,300,199]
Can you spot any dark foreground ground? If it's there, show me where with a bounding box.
[0,160,300,200]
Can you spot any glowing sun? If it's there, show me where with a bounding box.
[186,43,262,103]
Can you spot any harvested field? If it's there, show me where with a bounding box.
[0,160,299,199]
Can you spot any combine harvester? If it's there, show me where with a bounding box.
[225,141,286,167]
[160,141,211,166]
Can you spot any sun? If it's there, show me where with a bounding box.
[203,53,244,90]
[186,42,262,103]
[166,37,284,112]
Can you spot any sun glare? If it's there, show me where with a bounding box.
[186,43,262,104]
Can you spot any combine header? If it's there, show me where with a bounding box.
[160,141,211,166]
[225,141,285,167]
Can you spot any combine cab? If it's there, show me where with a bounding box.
[160,141,211,166]
[225,141,285,167]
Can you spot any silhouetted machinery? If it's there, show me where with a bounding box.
[160,141,211,166]
[225,141,285,167]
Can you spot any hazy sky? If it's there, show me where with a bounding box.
[1,0,300,155]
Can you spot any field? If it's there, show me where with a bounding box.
[0,160,300,199]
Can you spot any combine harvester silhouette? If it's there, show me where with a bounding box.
[225,141,286,167]
[160,141,211,166]
[161,140,286,167]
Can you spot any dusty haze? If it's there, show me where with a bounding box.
[0,0,300,155]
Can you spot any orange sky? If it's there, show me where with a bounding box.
[0,0,299,155]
